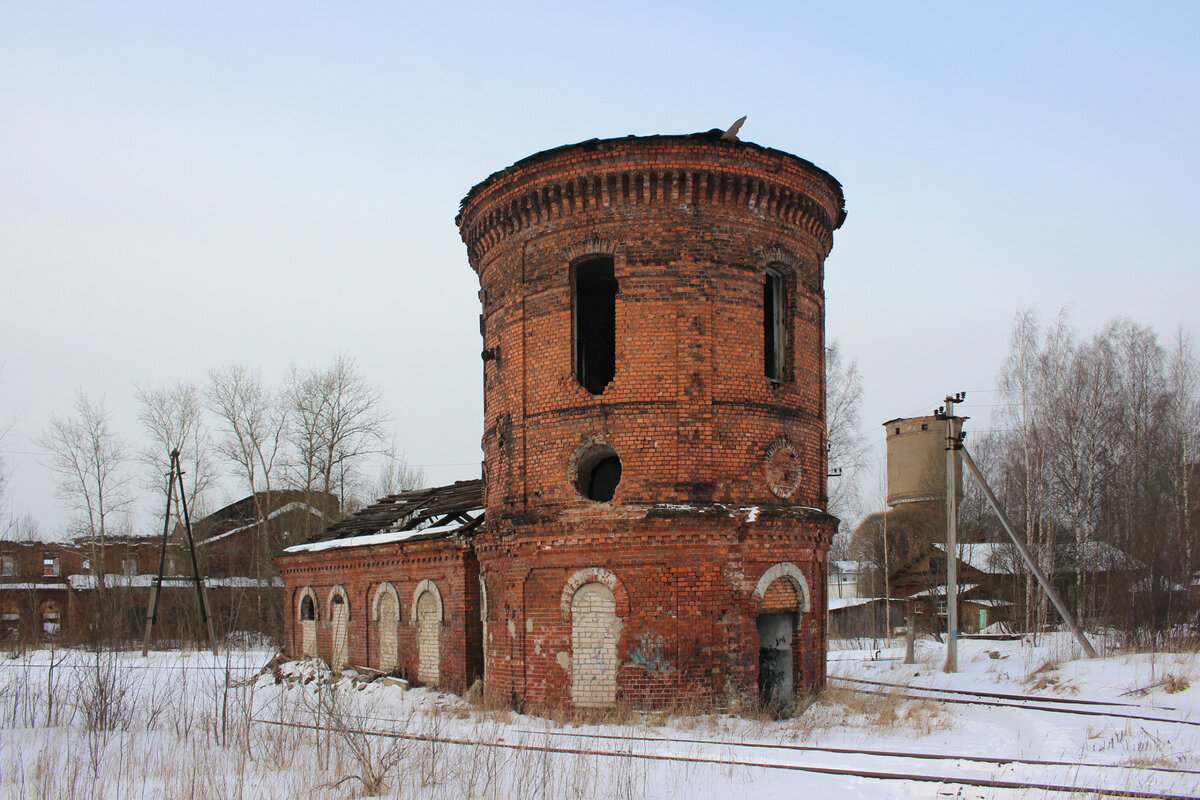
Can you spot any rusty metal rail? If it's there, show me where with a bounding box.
[252,716,1200,799]
[828,676,1198,727]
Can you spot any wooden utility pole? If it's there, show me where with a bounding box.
[142,449,218,656]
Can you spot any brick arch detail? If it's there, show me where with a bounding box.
[561,237,622,265]
[326,585,350,619]
[372,582,401,623]
[297,586,319,621]
[755,245,802,275]
[560,567,630,618]
[411,579,443,624]
[753,562,812,622]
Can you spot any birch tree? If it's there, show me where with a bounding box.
[826,340,869,534]
[207,364,286,525]
[136,381,215,521]
[39,393,132,543]
[283,355,389,511]
[38,393,133,640]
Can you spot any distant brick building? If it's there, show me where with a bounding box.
[0,491,331,646]
[275,130,846,711]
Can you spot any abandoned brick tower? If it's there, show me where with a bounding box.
[456,131,846,709]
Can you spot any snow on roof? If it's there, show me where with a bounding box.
[283,517,477,554]
[305,479,483,546]
[909,583,980,599]
[935,541,1140,574]
[199,501,326,547]
[827,597,886,610]
[0,582,70,591]
[934,543,1022,575]
[66,574,282,590]
[829,560,864,574]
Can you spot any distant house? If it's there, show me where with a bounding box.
[889,541,1141,633]
[0,540,79,642]
[827,596,906,639]
[827,560,864,600]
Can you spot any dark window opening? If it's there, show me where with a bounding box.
[574,257,617,394]
[575,444,622,502]
[300,595,315,621]
[764,267,786,381]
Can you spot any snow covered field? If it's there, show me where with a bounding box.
[1,634,1197,799]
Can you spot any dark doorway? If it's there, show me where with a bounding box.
[757,612,794,713]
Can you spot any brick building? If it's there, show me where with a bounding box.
[0,491,332,646]
[275,130,846,712]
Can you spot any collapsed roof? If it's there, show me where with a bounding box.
[302,479,484,547]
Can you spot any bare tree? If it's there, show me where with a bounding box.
[996,309,1077,630]
[826,340,868,533]
[368,439,427,501]
[1165,329,1200,587]
[136,381,215,521]
[283,355,389,511]
[992,311,1199,633]
[207,364,286,514]
[38,394,133,641]
[206,364,289,639]
[39,393,133,542]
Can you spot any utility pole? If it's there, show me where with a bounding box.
[937,392,965,673]
[143,449,218,656]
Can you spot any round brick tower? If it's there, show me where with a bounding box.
[457,131,845,711]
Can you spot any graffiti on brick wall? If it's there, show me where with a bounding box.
[626,633,673,673]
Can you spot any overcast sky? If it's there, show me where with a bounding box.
[2,2,1197,539]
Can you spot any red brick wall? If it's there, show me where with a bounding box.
[476,511,830,711]
[457,133,842,709]
[459,134,843,518]
[274,537,482,691]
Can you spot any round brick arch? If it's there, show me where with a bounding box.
[411,579,443,623]
[560,567,630,619]
[296,586,319,621]
[752,562,812,626]
[326,585,350,619]
[372,582,400,623]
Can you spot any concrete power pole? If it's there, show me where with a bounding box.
[939,392,965,673]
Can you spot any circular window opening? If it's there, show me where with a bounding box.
[575,444,622,502]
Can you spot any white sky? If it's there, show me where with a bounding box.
[2,2,1197,538]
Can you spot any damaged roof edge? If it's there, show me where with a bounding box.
[455,130,846,228]
[305,479,484,544]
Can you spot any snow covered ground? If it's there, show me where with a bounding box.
[1,633,1197,799]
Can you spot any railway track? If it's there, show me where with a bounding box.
[828,676,1198,727]
[253,716,1200,799]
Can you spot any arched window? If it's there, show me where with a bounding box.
[763,266,787,381]
[299,595,315,621]
[327,587,350,671]
[573,257,617,394]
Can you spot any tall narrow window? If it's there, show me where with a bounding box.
[573,257,617,394]
[764,267,787,381]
